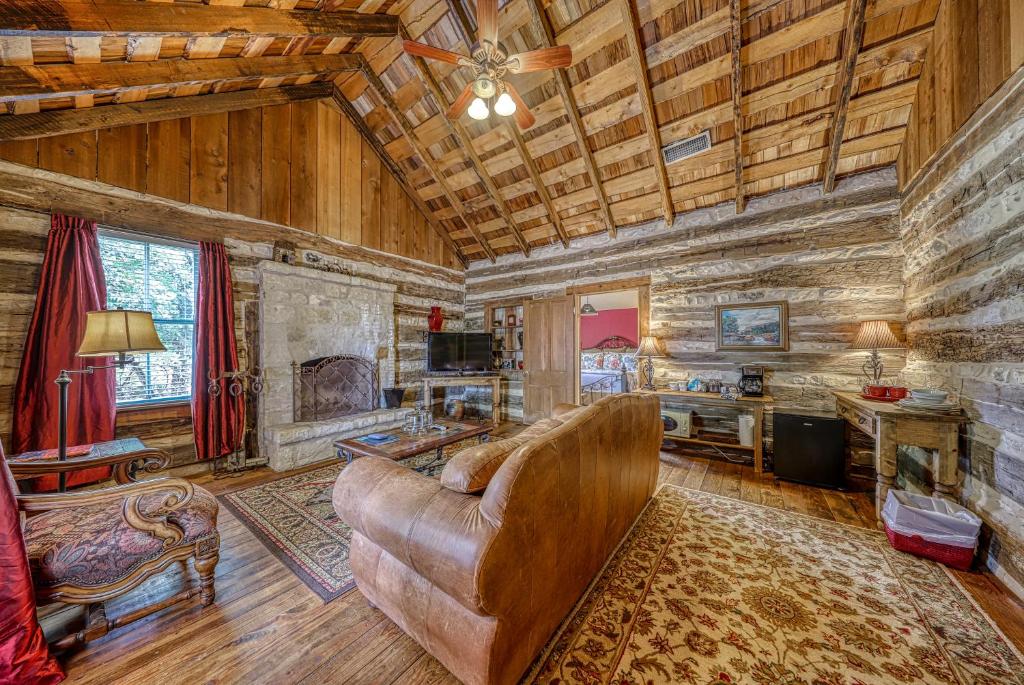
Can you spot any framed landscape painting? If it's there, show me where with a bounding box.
[715,301,789,351]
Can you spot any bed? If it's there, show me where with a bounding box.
[580,335,638,401]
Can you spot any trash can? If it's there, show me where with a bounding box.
[881,490,982,570]
[738,415,755,447]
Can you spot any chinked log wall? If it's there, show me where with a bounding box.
[898,68,1024,597]
[0,161,464,469]
[465,169,907,432]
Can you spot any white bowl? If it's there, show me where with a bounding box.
[911,388,948,402]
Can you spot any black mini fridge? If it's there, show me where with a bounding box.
[773,410,845,489]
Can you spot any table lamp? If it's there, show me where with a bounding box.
[54,309,165,489]
[635,336,666,391]
[849,320,904,384]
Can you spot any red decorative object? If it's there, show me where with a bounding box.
[428,306,444,332]
[192,242,244,461]
[859,393,900,403]
[0,442,65,685]
[884,523,974,570]
[12,214,114,491]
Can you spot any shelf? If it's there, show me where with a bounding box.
[663,435,755,451]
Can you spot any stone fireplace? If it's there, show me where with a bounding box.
[258,261,410,471]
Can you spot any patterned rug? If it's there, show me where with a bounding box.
[220,442,473,602]
[528,485,1024,685]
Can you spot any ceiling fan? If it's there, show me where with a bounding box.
[402,0,572,129]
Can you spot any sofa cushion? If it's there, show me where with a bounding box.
[24,487,218,588]
[441,418,562,494]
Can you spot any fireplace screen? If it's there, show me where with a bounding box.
[293,355,378,422]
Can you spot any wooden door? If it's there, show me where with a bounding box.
[523,296,576,423]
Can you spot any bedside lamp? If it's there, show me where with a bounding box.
[849,320,904,384]
[635,336,666,391]
[54,310,165,488]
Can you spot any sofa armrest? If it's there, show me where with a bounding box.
[551,403,582,419]
[333,457,498,612]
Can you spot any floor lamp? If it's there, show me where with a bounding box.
[55,309,165,491]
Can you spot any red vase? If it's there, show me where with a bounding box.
[428,306,444,332]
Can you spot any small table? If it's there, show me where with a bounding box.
[7,438,169,492]
[833,391,967,524]
[333,419,492,471]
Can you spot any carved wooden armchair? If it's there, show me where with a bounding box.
[2,438,220,649]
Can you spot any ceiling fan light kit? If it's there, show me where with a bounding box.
[402,0,572,130]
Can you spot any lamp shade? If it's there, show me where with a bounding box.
[76,309,166,357]
[849,320,904,351]
[635,335,666,358]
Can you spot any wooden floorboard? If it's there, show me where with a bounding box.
[54,442,1024,684]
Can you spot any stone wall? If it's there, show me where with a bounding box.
[465,170,907,440]
[897,70,1024,597]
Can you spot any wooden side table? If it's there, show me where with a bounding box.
[6,437,169,492]
[832,391,966,524]
[422,375,502,426]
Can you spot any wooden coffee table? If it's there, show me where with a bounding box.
[333,419,492,472]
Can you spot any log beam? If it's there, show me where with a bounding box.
[0,1,399,38]
[354,63,497,263]
[730,0,745,214]
[0,53,361,102]
[0,83,332,141]
[525,0,617,238]
[823,0,868,194]
[618,0,673,226]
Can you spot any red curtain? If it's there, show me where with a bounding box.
[12,215,115,490]
[0,442,65,684]
[192,242,244,461]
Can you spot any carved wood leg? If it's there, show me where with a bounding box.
[194,553,219,606]
[874,417,898,528]
[933,426,960,502]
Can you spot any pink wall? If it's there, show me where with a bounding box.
[580,308,639,349]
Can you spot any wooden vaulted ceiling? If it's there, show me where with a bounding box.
[0,0,939,264]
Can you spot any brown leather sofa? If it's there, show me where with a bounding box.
[332,392,662,685]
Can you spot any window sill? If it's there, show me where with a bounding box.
[117,399,192,415]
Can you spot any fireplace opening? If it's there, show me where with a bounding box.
[293,355,378,422]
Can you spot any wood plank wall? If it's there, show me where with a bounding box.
[896,0,1024,189]
[898,48,1024,596]
[465,169,906,434]
[0,99,461,270]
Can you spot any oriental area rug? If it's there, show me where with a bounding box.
[220,444,468,602]
[527,485,1024,685]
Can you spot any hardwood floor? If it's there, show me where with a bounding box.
[54,444,1024,684]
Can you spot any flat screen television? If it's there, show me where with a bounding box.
[427,332,493,374]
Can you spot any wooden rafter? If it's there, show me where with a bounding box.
[730,0,745,214]
[354,62,498,263]
[0,1,399,38]
[0,83,332,141]
[618,0,673,226]
[823,0,868,194]
[397,27,531,257]
[0,54,361,102]
[524,0,617,238]
[329,89,469,268]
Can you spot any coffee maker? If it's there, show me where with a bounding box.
[738,366,764,397]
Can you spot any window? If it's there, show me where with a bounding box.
[98,232,198,405]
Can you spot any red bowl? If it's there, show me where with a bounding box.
[865,384,888,398]
[887,387,908,399]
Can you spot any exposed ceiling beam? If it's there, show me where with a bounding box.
[618,0,673,226]
[355,63,498,263]
[0,83,332,141]
[823,0,868,194]
[329,88,468,268]
[730,0,745,214]
[525,0,617,238]
[0,53,362,102]
[397,28,531,258]
[0,0,399,38]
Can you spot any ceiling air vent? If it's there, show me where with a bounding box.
[662,130,711,165]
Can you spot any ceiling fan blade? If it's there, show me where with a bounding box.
[506,46,573,73]
[477,0,499,49]
[505,82,536,129]
[402,40,465,65]
[447,81,476,120]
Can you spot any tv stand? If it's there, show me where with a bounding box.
[422,376,502,426]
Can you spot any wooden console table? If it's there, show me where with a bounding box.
[832,391,967,524]
[644,390,773,476]
[422,375,502,426]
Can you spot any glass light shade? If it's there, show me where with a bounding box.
[635,335,666,358]
[494,92,517,117]
[849,320,904,350]
[471,77,496,99]
[467,97,489,120]
[76,309,166,357]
